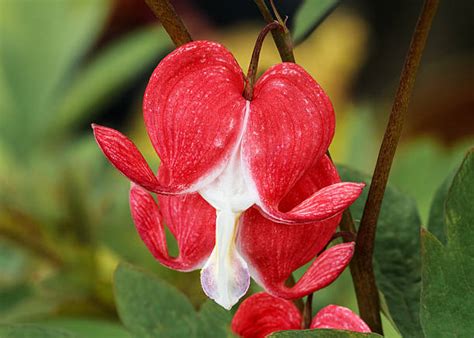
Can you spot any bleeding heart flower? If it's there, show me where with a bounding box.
[93,40,364,309]
[231,292,371,337]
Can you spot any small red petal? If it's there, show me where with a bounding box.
[231,293,302,338]
[93,124,175,193]
[261,182,365,224]
[311,305,371,333]
[129,184,215,271]
[144,41,247,192]
[265,242,355,299]
[243,63,335,219]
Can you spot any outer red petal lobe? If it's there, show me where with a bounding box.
[129,184,215,271]
[238,156,354,299]
[144,41,247,192]
[231,293,301,338]
[311,305,371,333]
[93,124,171,193]
[242,63,345,223]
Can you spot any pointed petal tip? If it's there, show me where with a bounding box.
[263,241,355,300]
[259,181,366,225]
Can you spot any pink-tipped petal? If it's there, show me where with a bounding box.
[311,305,371,333]
[265,242,355,299]
[238,156,353,300]
[261,182,365,224]
[231,293,302,338]
[144,41,247,192]
[130,184,215,271]
[93,124,171,193]
[243,63,336,220]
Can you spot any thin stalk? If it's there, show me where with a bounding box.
[352,0,439,333]
[244,21,283,100]
[253,0,295,62]
[144,0,192,46]
[284,275,304,311]
[302,293,313,329]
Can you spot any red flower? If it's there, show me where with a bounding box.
[93,41,364,309]
[232,293,371,337]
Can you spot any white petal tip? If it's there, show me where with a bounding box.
[200,254,250,310]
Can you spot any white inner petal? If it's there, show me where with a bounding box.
[198,101,258,309]
[199,143,257,213]
[200,210,250,309]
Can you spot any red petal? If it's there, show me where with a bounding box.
[238,156,353,299]
[261,182,365,224]
[311,305,371,333]
[242,63,336,221]
[231,293,302,338]
[93,124,173,193]
[144,41,247,192]
[129,184,215,271]
[268,242,355,299]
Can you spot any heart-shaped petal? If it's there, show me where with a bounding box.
[130,184,215,271]
[242,63,336,222]
[231,292,302,338]
[311,305,371,333]
[144,41,247,192]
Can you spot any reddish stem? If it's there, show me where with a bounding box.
[243,21,284,100]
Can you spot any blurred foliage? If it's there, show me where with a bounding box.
[291,0,343,45]
[0,0,173,325]
[114,263,234,338]
[0,0,472,337]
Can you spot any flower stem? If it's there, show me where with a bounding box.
[144,0,192,46]
[243,21,283,100]
[302,293,313,329]
[253,0,295,62]
[349,0,439,333]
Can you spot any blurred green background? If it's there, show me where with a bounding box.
[0,0,472,337]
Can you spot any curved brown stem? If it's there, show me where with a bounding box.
[244,21,283,100]
[351,0,439,334]
[253,0,295,62]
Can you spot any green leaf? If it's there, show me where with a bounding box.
[0,325,78,338]
[390,138,472,222]
[196,300,234,338]
[291,0,343,44]
[0,284,33,314]
[37,319,131,338]
[114,262,196,338]
[269,328,382,337]
[426,169,456,245]
[54,26,171,131]
[421,149,474,337]
[338,166,423,337]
